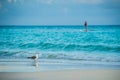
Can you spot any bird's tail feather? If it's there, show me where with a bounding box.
[27,57,32,59]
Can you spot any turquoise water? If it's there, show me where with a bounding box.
[0,25,120,62]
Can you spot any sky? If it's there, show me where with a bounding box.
[0,0,120,25]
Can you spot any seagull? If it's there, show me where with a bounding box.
[27,54,39,61]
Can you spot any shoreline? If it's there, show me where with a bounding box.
[0,59,120,72]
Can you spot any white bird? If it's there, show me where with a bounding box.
[27,54,39,61]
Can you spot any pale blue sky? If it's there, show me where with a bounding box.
[0,0,120,25]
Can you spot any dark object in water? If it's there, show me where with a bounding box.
[84,21,88,32]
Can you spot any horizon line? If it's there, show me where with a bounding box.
[0,24,120,26]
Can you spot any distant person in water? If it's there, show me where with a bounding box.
[84,21,88,32]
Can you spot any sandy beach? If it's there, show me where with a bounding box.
[0,69,120,80]
[0,59,120,80]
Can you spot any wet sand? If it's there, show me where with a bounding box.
[0,69,120,80]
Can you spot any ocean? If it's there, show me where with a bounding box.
[0,25,120,62]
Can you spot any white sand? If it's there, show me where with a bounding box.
[0,69,120,80]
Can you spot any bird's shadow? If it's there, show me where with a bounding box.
[32,60,39,68]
